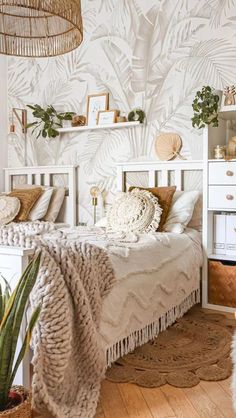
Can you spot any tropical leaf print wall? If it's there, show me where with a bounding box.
[7,0,236,224]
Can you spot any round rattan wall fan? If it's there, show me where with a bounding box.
[0,1,83,57]
[155,132,186,161]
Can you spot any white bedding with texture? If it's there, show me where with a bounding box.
[60,226,202,363]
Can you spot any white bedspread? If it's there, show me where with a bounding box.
[59,227,202,363]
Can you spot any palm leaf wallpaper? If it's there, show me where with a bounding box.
[7,0,236,224]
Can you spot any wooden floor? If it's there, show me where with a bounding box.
[33,308,236,418]
[94,377,236,418]
[34,377,236,418]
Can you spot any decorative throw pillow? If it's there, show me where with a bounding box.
[9,188,43,222]
[163,190,200,234]
[129,186,176,231]
[29,187,54,221]
[43,187,66,222]
[187,194,202,232]
[0,196,21,225]
[106,188,162,234]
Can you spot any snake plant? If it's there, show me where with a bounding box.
[0,252,41,411]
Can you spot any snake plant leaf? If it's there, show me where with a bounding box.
[9,305,41,388]
[0,283,3,325]
[0,252,41,411]
[0,257,38,332]
[0,303,16,407]
[6,253,41,388]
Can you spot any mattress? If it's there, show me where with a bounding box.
[61,226,203,364]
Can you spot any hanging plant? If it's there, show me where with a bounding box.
[191,86,220,129]
[27,104,75,139]
[128,108,146,123]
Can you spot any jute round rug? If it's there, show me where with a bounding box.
[106,306,236,388]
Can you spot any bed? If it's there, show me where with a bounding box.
[65,225,203,365]
[0,160,203,417]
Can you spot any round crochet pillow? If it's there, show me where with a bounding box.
[0,196,21,225]
[107,188,162,234]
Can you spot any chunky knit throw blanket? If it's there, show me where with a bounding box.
[0,222,116,418]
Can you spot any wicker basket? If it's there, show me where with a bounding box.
[208,260,236,307]
[0,386,31,418]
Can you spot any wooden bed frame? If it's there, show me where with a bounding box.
[0,160,203,388]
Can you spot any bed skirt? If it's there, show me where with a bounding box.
[106,287,200,367]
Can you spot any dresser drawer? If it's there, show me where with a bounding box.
[209,186,236,209]
[209,162,236,185]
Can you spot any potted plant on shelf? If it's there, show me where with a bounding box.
[0,252,41,417]
[27,104,75,139]
[192,86,221,129]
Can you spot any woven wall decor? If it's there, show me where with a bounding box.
[155,132,186,160]
[0,1,83,57]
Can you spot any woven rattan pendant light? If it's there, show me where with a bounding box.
[0,1,83,57]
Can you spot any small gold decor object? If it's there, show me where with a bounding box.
[214,145,226,159]
[155,132,186,161]
[223,86,236,106]
[0,0,83,57]
[116,116,127,123]
[71,115,86,127]
[90,186,100,225]
[227,136,236,157]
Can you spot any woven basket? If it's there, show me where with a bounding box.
[208,260,236,307]
[0,386,31,418]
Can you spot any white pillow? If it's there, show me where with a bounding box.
[163,190,199,234]
[0,196,20,225]
[29,187,54,221]
[107,188,162,234]
[43,187,66,222]
[187,194,202,232]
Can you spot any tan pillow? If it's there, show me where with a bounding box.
[129,186,176,231]
[9,188,43,222]
[44,187,65,222]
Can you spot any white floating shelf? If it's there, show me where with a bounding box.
[208,253,236,262]
[58,121,140,133]
[219,106,236,120]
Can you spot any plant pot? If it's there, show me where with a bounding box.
[0,386,31,418]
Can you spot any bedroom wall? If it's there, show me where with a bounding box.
[0,56,8,191]
[7,0,236,223]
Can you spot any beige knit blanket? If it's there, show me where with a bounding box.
[0,222,116,418]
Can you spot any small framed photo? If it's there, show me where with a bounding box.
[86,93,109,126]
[97,110,119,125]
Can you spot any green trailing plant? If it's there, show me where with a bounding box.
[192,86,220,129]
[128,108,146,123]
[0,253,41,411]
[27,104,75,139]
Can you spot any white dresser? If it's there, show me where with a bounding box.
[202,112,236,313]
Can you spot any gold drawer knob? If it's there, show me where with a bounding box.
[226,194,234,200]
[226,170,234,176]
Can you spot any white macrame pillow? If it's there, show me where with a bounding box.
[0,196,21,225]
[107,188,162,234]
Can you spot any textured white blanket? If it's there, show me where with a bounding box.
[0,222,116,418]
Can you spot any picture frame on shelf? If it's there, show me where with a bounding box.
[97,110,119,125]
[86,93,109,126]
